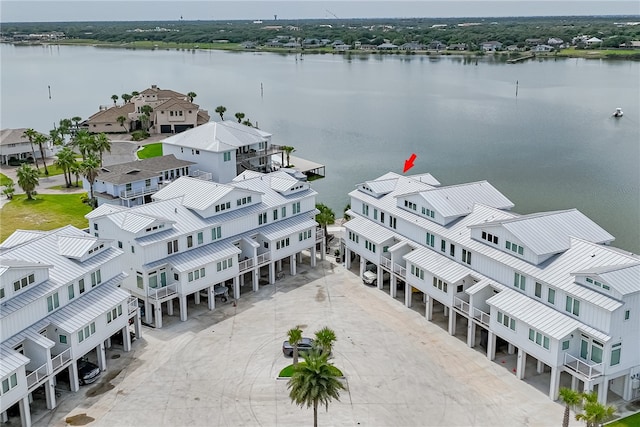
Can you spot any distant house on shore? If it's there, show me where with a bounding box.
[377,42,398,50]
[481,41,503,52]
[0,128,52,165]
[586,37,603,46]
[399,42,425,51]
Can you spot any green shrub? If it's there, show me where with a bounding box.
[131,130,150,141]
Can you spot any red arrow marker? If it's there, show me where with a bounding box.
[403,153,417,173]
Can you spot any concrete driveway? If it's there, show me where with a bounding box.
[29,257,573,427]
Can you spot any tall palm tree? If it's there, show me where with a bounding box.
[49,128,63,147]
[93,133,112,166]
[343,204,351,221]
[131,91,139,97]
[58,118,73,141]
[72,129,95,160]
[281,146,295,167]
[111,94,118,105]
[33,133,50,175]
[315,203,336,244]
[234,112,245,123]
[16,164,39,200]
[71,116,82,130]
[287,326,303,366]
[116,115,128,132]
[314,326,337,356]
[21,128,41,170]
[121,93,132,103]
[140,105,154,131]
[70,161,82,187]
[242,119,253,127]
[187,91,197,102]
[287,350,344,427]
[575,392,616,427]
[80,155,101,207]
[215,105,226,120]
[559,387,582,427]
[54,147,75,187]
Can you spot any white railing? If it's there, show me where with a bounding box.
[120,185,159,199]
[51,348,72,371]
[380,257,392,269]
[190,170,212,181]
[453,296,470,315]
[26,363,49,389]
[128,296,138,314]
[239,258,254,272]
[257,253,271,265]
[148,283,178,301]
[564,353,603,379]
[472,307,491,326]
[393,263,406,278]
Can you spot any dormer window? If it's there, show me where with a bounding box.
[506,241,524,256]
[585,277,610,291]
[13,274,35,291]
[481,231,498,245]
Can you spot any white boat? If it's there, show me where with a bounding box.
[613,107,624,118]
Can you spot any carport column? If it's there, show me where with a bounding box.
[1,412,7,423]
[69,363,80,392]
[344,248,350,269]
[290,254,297,276]
[448,309,456,335]
[549,366,561,400]
[253,269,260,292]
[311,245,317,267]
[390,275,396,298]
[144,300,152,324]
[269,262,276,284]
[584,380,593,393]
[404,284,411,307]
[179,295,188,321]
[597,377,609,403]
[320,238,325,261]
[18,396,31,427]
[359,260,365,278]
[98,342,107,372]
[45,378,57,409]
[134,312,142,339]
[467,321,476,347]
[516,347,526,380]
[194,291,201,305]
[536,360,544,374]
[167,299,174,316]
[426,297,433,321]
[623,375,632,401]
[208,287,216,310]
[571,375,579,391]
[233,277,240,300]
[154,301,162,329]
[487,331,496,361]
[507,343,515,355]
[123,325,131,352]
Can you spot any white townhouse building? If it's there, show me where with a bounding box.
[85,171,323,328]
[343,172,640,406]
[162,120,285,184]
[0,226,139,427]
[87,154,196,207]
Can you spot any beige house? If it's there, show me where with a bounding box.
[0,128,51,165]
[84,85,210,135]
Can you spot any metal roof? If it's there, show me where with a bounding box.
[0,277,59,319]
[416,181,514,219]
[472,209,614,256]
[487,289,610,342]
[259,216,318,240]
[108,211,171,234]
[344,216,396,244]
[144,241,241,272]
[465,277,505,295]
[85,204,128,220]
[404,247,475,283]
[162,120,271,152]
[572,263,640,296]
[0,230,49,249]
[406,173,441,186]
[561,281,622,312]
[57,235,106,259]
[152,176,238,212]
[0,347,30,377]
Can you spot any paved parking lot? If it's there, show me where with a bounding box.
[29,256,574,427]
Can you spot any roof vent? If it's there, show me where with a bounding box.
[175,208,178,213]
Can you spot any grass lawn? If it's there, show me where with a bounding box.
[278,363,344,378]
[137,143,162,159]
[607,412,640,427]
[0,173,12,186]
[0,193,91,241]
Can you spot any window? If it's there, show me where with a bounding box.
[292,202,300,214]
[562,340,570,350]
[187,235,193,248]
[513,272,526,291]
[380,212,385,223]
[211,226,221,240]
[411,265,424,280]
[273,209,278,220]
[299,230,312,241]
[131,245,135,253]
[1,374,18,394]
[91,270,102,287]
[373,209,378,220]
[425,233,435,247]
[68,284,75,300]
[422,207,435,218]
[216,257,234,272]
[78,322,96,343]
[462,249,472,265]
[197,232,203,245]
[362,204,369,216]
[497,311,516,331]
[364,240,376,253]
[624,310,630,320]
[107,305,123,323]
[79,279,85,294]
[404,200,417,210]
[441,240,446,252]
[534,282,542,298]
[281,206,286,218]
[118,241,123,249]
[93,223,98,231]
[481,231,498,245]
[506,241,524,256]
[13,273,34,291]
[449,244,455,257]
[47,293,60,312]
[610,343,621,366]
[137,274,143,289]
[59,335,67,344]
[389,216,397,229]
[548,288,555,304]
[529,328,550,350]
[565,296,580,316]
[590,340,603,364]
[0,288,4,299]
[167,239,178,254]
[432,277,448,293]
[258,212,267,225]
[223,152,231,161]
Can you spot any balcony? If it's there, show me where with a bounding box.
[380,256,392,270]
[316,227,324,243]
[239,257,254,272]
[128,296,139,314]
[120,185,159,199]
[392,262,406,278]
[564,353,602,380]
[472,307,490,326]
[257,252,271,266]
[148,283,178,302]
[236,145,283,163]
[26,363,49,390]
[51,348,72,373]
[453,296,470,315]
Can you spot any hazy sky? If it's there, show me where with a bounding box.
[2,1,639,23]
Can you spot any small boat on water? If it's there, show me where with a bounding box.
[613,107,624,118]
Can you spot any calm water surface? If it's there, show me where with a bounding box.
[1,45,639,252]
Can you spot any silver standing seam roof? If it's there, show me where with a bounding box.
[162,120,271,152]
[404,248,475,284]
[344,215,396,244]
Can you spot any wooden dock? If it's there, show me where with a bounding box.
[507,54,535,63]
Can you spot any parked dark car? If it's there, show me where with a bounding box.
[77,358,100,385]
[282,337,315,357]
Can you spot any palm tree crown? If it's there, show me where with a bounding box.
[559,387,583,427]
[315,203,335,243]
[287,326,303,366]
[314,326,337,356]
[187,91,197,102]
[80,155,101,208]
[215,105,226,120]
[16,164,39,200]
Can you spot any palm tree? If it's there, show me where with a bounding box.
[234,112,245,123]
[559,387,582,427]
[242,119,253,127]
[343,204,351,221]
[575,392,616,427]
[314,326,337,356]
[111,94,118,105]
[33,133,50,175]
[49,128,63,147]
[93,133,111,166]
[287,350,344,427]
[116,115,128,132]
[287,326,304,366]
[54,147,75,187]
[72,130,95,160]
[131,91,139,97]
[121,93,132,103]
[21,128,41,171]
[215,105,226,120]
[2,181,15,200]
[80,155,101,207]
[315,203,336,244]
[71,116,82,130]
[58,118,73,141]
[187,91,197,102]
[70,161,82,187]
[140,105,154,131]
[281,146,295,167]
[16,164,39,200]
